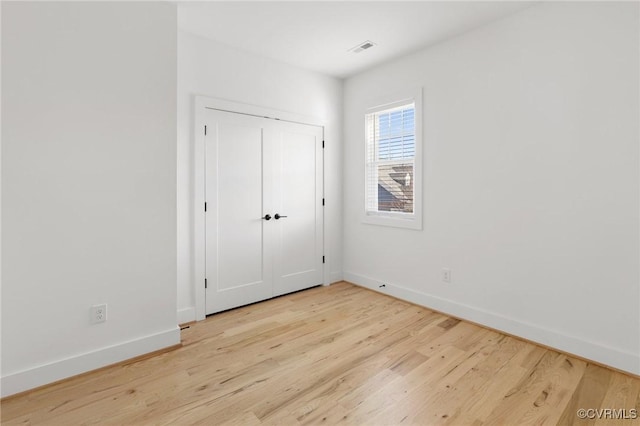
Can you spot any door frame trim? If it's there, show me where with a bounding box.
[194,96,326,321]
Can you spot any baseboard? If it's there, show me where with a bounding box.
[0,326,180,398]
[344,272,640,376]
[178,307,196,325]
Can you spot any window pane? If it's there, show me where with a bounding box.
[377,163,414,213]
[377,107,415,161]
[365,101,416,217]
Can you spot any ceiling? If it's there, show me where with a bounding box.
[177,1,535,79]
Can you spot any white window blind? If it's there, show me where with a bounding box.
[365,103,416,216]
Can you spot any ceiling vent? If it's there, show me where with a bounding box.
[349,40,376,54]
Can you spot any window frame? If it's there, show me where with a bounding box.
[362,88,423,230]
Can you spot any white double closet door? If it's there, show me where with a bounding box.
[205,108,323,315]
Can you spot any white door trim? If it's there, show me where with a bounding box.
[194,96,326,321]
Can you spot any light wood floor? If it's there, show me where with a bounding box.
[2,282,639,425]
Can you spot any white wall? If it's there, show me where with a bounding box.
[343,2,640,374]
[1,2,179,396]
[177,31,343,323]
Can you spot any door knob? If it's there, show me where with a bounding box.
[274,213,288,220]
[262,214,272,221]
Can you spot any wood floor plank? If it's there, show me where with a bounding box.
[2,282,639,425]
[444,345,538,425]
[393,335,529,425]
[557,363,614,425]
[593,373,640,426]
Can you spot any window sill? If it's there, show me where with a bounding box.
[362,212,422,230]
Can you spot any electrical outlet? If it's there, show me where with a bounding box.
[442,268,452,283]
[91,304,107,324]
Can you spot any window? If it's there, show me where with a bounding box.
[364,90,422,229]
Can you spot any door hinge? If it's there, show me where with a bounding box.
[204,202,207,212]
[322,140,325,148]
[322,256,325,264]
[322,198,325,206]
[205,278,208,289]
[204,125,207,136]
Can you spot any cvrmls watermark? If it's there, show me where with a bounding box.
[577,408,637,420]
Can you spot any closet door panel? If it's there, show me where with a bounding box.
[205,109,273,314]
[272,123,324,296]
[217,124,264,289]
